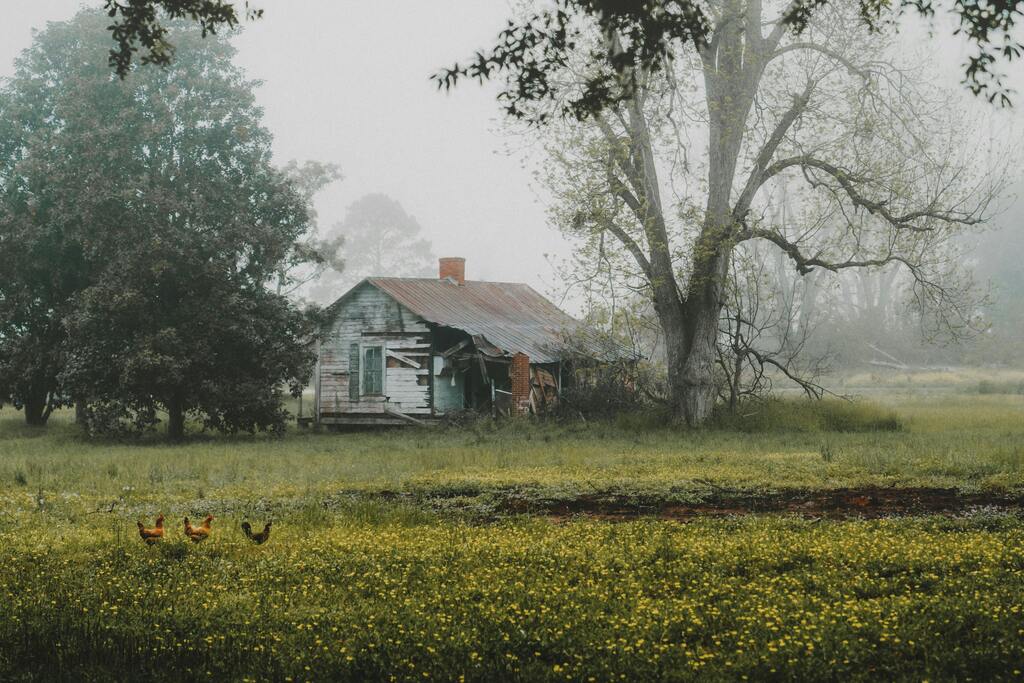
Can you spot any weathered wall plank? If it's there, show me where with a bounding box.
[318,283,433,417]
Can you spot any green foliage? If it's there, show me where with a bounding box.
[89,1,1024,115]
[436,0,1024,121]
[103,0,260,76]
[0,11,320,437]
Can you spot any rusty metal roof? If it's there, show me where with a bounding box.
[358,277,609,363]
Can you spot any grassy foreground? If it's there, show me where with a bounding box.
[2,512,1023,681]
[1,393,1023,680]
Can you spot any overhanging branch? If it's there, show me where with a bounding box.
[770,41,872,80]
[746,226,909,275]
[755,156,985,231]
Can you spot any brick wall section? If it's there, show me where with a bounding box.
[510,352,531,416]
[438,257,465,285]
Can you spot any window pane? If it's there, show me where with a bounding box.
[363,346,383,394]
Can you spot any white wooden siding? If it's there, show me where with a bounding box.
[318,283,432,416]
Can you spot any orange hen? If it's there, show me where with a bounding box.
[137,514,165,544]
[184,514,214,543]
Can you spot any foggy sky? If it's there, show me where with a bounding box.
[0,1,567,295]
[1,2,1021,311]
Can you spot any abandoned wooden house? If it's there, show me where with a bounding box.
[313,257,611,426]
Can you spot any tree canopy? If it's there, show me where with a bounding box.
[433,0,1024,120]
[0,10,320,437]
[531,0,1004,423]
[100,1,1022,117]
[104,0,261,75]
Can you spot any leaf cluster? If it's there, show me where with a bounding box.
[104,0,262,76]
[435,0,1023,122]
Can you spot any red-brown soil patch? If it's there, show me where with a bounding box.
[498,487,1024,521]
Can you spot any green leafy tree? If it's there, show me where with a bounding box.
[0,13,131,424]
[0,11,319,437]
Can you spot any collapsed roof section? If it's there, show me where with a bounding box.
[343,277,617,364]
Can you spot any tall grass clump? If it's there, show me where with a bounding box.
[975,380,1024,395]
[713,398,903,433]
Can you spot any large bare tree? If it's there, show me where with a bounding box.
[536,0,1005,424]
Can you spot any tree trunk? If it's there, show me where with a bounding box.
[23,391,49,427]
[679,294,725,425]
[654,260,727,426]
[660,306,691,423]
[660,309,723,425]
[74,398,87,425]
[598,0,770,426]
[167,397,185,440]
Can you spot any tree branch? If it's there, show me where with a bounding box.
[732,79,815,220]
[770,41,872,80]
[745,226,909,275]
[754,156,986,231]
[593,211,655,282]
[742,344,830,399]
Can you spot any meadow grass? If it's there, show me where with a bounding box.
[1,395,1022,513]
[830,366,1024,393]
[1,393,1023,680]
[1,512,1022,681]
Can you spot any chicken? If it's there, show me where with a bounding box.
[241,520,272,545]
[184,514,214,543]
[137,514,165,544]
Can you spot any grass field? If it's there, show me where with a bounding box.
[1,389,1023,680]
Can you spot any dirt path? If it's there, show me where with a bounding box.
[496,487,1024,521]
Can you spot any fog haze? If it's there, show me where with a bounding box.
[2,1,1021,311]
[0,1,567,297]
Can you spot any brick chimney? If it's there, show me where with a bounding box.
[510,352,531,416]
[439,257,465,285]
